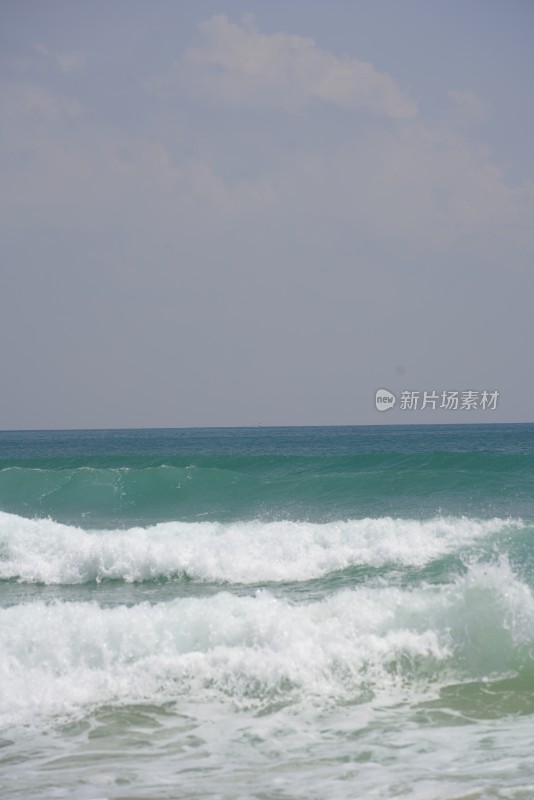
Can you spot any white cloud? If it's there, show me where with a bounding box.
[448,89,490,126]
[2,78,532,264]
[0,103,275,242]
[295,121,533,253]
[0,81,82,120]
[35,44,89,73]
[179,15,417,118]
[201,121,529,265]
[2,23,532,266]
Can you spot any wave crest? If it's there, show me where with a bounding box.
[0,511,521,585]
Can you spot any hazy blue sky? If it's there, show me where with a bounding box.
[1,0,533,428]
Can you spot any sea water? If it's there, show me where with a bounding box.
[1,424,534,799]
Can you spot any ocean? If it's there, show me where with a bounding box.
[1,424,534,799]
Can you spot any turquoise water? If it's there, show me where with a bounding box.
[1,424,534,799]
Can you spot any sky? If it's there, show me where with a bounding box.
[1,0,533,429]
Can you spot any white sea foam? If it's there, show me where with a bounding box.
[0,511,520,584]
[1,559,533,729]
